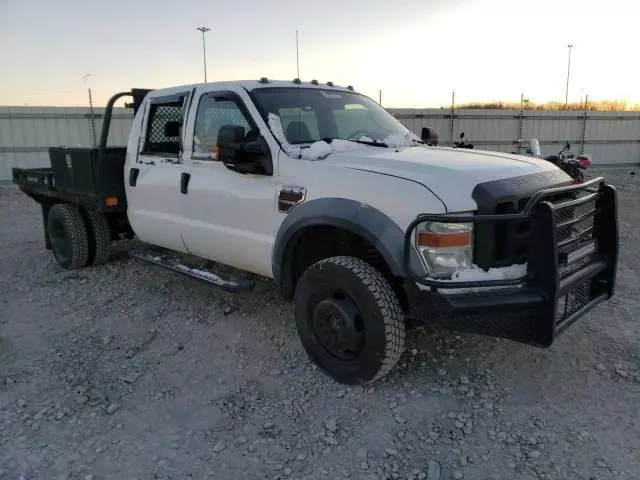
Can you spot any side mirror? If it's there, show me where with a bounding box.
[164,121,180,137]
[421,127,438,145]
[218,125,245,150]
[217,124,273,175]
[459,132,465,139]
[217,125,246,160]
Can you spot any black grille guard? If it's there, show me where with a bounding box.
[403,176,619,291]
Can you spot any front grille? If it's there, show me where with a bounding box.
[474,197,534,269]
[492,198,531,266]
[556,279,592,325]
[475,186,600,328]
[554,191,598,275]
[551,189,600,326]
[476,189,597,265]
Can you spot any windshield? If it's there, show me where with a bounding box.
[252,87,419,146]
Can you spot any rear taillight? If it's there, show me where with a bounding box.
[577,154,592,167]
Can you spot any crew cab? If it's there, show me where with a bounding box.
[12,79,619,385]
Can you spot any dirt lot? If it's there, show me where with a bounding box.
[1,168,639,480]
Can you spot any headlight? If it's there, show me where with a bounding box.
[415,216,473,278]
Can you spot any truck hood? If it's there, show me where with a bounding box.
[324,146,566,212]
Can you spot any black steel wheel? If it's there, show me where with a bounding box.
[47,203,89,270]
[311,290,366,361]
[294,256,405,385]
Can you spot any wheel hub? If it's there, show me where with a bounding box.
[311,292,365,361]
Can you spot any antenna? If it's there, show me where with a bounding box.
[295,30,302,158]
[82,74,96,145]
[295,30,300,79]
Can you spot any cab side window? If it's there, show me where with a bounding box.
[142,94,189,157]
[193,94,252,160]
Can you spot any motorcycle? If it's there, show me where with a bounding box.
[543,142,592,184]
[512,138,591,185]
[453,132,474,149]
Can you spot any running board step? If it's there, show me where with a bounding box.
[130,248,254,293]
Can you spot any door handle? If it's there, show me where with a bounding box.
[129,168,139,187]
[181,172,191,194]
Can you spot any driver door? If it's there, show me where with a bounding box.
[180,89,279,277]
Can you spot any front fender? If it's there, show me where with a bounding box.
[272,198,413,297]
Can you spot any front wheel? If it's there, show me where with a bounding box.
[294,256,405,385]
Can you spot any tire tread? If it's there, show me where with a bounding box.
[308,255,405,383]
[84,208,111,265]
[48,203,89,270]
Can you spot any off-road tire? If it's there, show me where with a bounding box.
[83,208,111,266]
[47,203,89,270]
[294,256,405,385]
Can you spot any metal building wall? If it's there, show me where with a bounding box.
[0,107,133,182]
[1,106,638,181]
[392,108,640,163]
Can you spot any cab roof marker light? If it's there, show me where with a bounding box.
[293,78,302,84]
[310,79,319,85]
[259,77,269,84]
[326,81,334,87]
[347,85,354,91]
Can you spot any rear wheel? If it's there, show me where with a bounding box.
[83,208,111,265]
[47,203,89,270]
[294,256,405,385]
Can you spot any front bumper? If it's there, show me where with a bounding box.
[403,178,619,347]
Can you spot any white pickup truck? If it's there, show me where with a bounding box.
[13,79,619,385]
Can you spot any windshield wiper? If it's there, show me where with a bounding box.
[322,137,388,148]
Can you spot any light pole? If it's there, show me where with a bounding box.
[565,44,574,106]
[197,27,210,82]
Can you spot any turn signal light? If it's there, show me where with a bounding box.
[418,231,471,248]
[105,196,118,206]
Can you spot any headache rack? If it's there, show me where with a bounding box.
[11,88,153,213]
[403,177,619,346]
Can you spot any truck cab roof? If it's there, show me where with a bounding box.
[144,79,356,98]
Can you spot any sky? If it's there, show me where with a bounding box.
[1,0,639,108]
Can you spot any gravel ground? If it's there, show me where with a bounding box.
[1,168,639,480]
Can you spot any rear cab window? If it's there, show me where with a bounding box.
[139,92,190,160]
